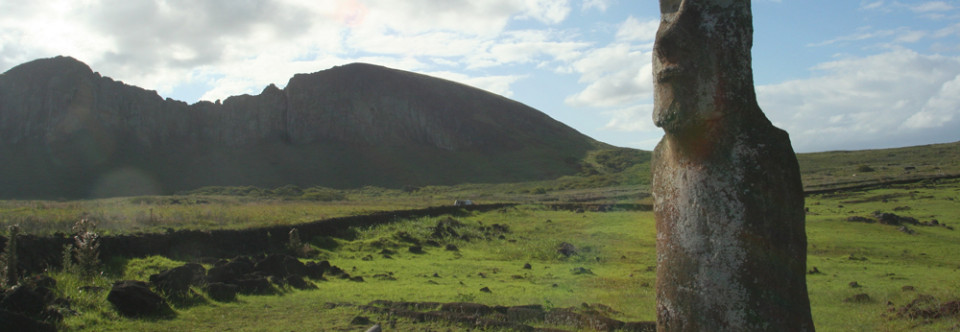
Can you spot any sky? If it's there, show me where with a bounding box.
[1,0,959,153]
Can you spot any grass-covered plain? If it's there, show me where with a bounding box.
[17,178,954,331]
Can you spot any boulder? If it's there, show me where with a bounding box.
[254,254,307,278]
[150,263,206,295]
[235,277,272,294]
[303,261,325,280]
[0,309,56,332]
[106,280,170,317]
[203,282,238,302]
[557,242,577,257]
[0,286,46,317]
[284,274,316,290]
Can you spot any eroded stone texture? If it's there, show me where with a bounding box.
[651,0,814,331]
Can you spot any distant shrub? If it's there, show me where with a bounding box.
[533,187,548,195]
[856,165,876,172]
[594,148,651,172]
[302,187,346,201]
[1,224,20,287]
[287,228,302,252]
[71,218,101,279]
[271,185,304,198]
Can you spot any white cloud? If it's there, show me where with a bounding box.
[565,43,651,107]
[465,29,591,69]
[908,1,955,13]
[903,73,960,128]
[603,104,655,132]
[615,16,659,42]
[757,49,960,152]
[860,1,887,11]
[582,0,612,12]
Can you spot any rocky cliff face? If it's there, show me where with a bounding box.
[0,56,597,198]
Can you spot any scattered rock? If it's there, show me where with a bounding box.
[571,267,593,275]
[848,254,868,261]
[284,274,316,290]
[254,254,308,278]
[150,263,206,295]
[0,310,56,332]
[557,242,577,257]
[480,287,492,293]
[874,211,919,226]
[395,231,420,245]
[303,261,325,280]
[408,246,424,254]
[844,293,873,303]
[523,263,532,269]
[351,316,372,325]
[898,226,916,235]
[235,277,272,294]
[846,216,875,223]
[902,285,916,292]
[107,280,171,317]
[204,282,238,302]
[889,294,960,320]
[350,276,365,282]
[0,286,46,317]
[849,281,861,288]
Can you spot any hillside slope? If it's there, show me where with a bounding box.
[0,56,599,198]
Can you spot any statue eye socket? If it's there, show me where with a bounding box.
[660,0,681,14]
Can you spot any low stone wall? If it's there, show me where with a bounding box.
[1,203,515,273]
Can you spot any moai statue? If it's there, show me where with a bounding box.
[651,0,815,331]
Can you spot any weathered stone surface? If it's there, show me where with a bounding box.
[651,0,814,331]
[106,280,170,317]
[203,282,238,302]
[0,309,56,332]
[149,263,206,295]
[0,286,46,317]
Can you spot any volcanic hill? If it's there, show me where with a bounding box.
[0,56,600,198]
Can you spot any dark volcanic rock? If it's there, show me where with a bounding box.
[0,286,46,317]
[254,254,307,278]
[303,261,326,280]
[0,309,56,332]
[557,242,577,257]
[0,56,596,199]
[235,277,272,294]
[206,257,254,284]
[107,280,170,317]
[150,263,206,295]
[203,282,238,302]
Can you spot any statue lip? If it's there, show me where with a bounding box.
[655,64,684,83]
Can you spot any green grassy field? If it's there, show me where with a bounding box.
[19,178,952,331]
[3,141,960,331]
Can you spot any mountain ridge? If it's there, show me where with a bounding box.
[0,56,600,198]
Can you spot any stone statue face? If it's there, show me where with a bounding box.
[653,1,719,135]
[653,0,752,136]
